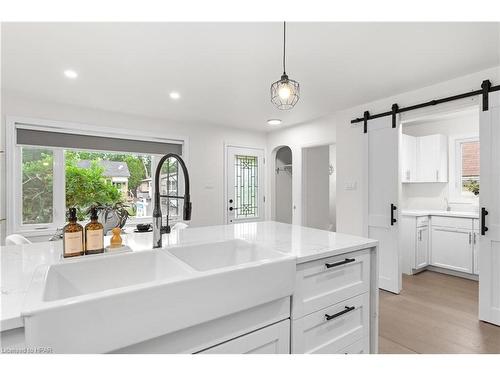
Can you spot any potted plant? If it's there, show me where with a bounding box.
[92,201,136,234]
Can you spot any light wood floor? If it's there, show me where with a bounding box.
[378,271,500,354]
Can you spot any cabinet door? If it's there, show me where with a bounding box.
[415,226,429,269]
[197,319,290,354]
[416,134,448,182]
[473,231,479,275]
[401,134,416,182]
[431,227,472,273]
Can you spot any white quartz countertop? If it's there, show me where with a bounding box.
[401,209,479,219]
[0,221,377,332]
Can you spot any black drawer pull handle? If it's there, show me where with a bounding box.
[325,258,355,269]
[325,306,356,321]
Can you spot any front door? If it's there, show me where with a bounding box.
[225,146,265,224]
[367,116,401,294]
[479,91,500,326]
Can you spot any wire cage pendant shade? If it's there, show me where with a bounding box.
[271,73,300,110]
[270,22,300,110]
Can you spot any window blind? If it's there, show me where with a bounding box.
[16,128,182,155]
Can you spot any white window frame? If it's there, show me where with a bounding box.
[6,116,188,238]
[448,134,479,202]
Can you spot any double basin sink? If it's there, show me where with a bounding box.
[22,239,296,353]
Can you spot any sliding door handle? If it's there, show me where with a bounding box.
[391,203,397,226]
[481,207,489,235]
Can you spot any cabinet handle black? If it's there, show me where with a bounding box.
[325,258,355,269]
[481,207,489,235]
[325,306,356,321]
[391,203,397,225]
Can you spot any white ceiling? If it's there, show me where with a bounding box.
[2,22,499,132]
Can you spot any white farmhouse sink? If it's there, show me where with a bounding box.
[43,250,190,301]
[23,241,295,353]
[168,239,284,271]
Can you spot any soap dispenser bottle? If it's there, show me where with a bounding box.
[63,207,84,258]
[85,206,104,255]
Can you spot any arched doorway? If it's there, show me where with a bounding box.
[275,146,292,224]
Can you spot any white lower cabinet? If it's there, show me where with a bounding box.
[198,319,290,354]
[291,293,370,354]
[337,336,370,354]
[473,231,479,275]
[403,215,479,277]
[400,215,429,274]
[431,226,472,274]
[415,225,429,269]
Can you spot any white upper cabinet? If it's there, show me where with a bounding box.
[401,134,448,183]
[401,134,417,182]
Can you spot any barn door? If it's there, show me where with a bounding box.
[367,116,401,294]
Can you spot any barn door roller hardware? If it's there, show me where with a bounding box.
[353,80,500,133]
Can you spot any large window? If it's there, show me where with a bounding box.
[12,122,184,234]
[451,136,480,199]
[460,141,480,196]
[21,148,54,224]
[64,150,153,220]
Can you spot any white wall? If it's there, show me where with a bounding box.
[268,66,500,236]
[401,111,479,210]
[274,146,292,224]
[302,145,330,230]
[0,91,267,242]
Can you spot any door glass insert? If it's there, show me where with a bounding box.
[234,155,258,219]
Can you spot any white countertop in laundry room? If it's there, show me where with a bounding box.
[0,221,378,332]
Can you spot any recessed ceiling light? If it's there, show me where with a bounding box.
[63,69,78,79]
[169,91,181,100]
[267,119,282,126]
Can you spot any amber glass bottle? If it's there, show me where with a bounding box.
[85,206,104,255]
[63,207,84,258]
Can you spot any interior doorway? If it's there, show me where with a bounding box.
[301,144,336,231]
[274,146,293,224]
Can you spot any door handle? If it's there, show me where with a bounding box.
[391,203,397,226]
[481,207,488,235]
[229,207,239,211]
[325,306,356,321]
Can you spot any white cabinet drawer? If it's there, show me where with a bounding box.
[292,250,370,318]
[336,336,370,354]
[431,216,472,230]
[291,293,370,354]
[197,319,290,354]
[416,216,429,227]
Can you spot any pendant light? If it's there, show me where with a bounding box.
[271,21,300,110]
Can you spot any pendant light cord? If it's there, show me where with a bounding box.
[283,21,286,74]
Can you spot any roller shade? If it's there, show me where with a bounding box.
[16,128,182,155]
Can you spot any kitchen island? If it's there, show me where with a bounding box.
[1,221,378,354]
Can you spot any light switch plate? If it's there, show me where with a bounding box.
[344,181,357,190]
